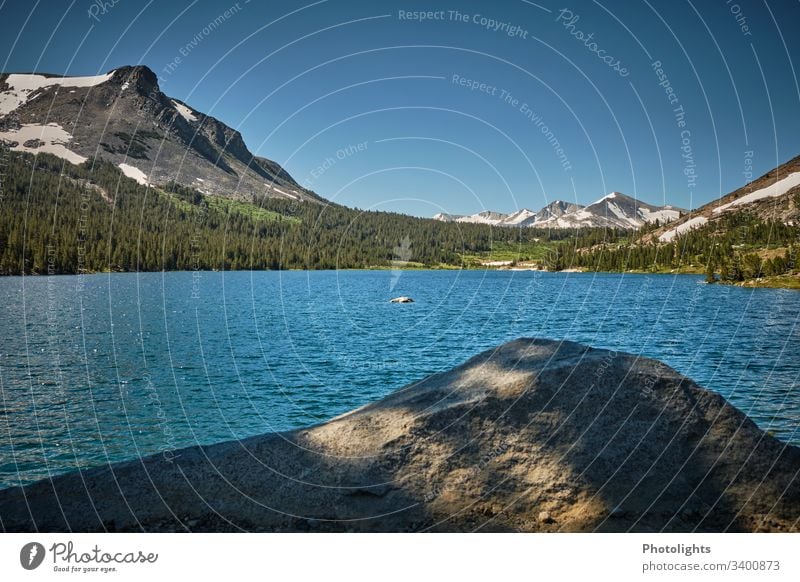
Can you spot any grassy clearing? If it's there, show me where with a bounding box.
[155,190,300,223]
[206,195,300,224]
[459,241,556,268]
[155,188,196,214]
[153,190,301,225]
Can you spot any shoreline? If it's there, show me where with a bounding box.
[0,267,711,276]
[2,267,796,290]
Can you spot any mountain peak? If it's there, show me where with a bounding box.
[109,65,159,93]
[111,64,157,78]
[594,191,627,204]
[0,64,320,203]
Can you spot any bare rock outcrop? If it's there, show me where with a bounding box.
[1,339,798,532]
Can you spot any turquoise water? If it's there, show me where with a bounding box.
[0,270,798,488]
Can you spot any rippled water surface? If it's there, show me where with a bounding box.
[1,270,798,487]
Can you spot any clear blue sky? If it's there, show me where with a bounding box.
[2,0,799,217]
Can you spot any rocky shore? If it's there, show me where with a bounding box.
[1,338,798,532]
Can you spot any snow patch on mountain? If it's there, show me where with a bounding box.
[712,172,800,214]
[119,163,149,185]
[0,72,113,115]
[172,100,198,123]
[658,216,708,242]
[640,206,681,224]
[269,186,299,200]
[606,201,629,221]
[0,123,87,164]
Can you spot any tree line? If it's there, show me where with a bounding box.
[4,148,796,281]
[545,212,799,281]
[0,150,570,275]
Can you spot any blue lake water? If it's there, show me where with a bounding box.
[0,270,798,488]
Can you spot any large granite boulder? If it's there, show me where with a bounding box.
[1,338,798,532]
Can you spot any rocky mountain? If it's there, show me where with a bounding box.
[0,65,321,202]
[500,207,538,226]
[537,192,682,229]
[433,208,537,227]
[535,200,583,221]
[1,338,797,532]
[654,155,800,242]
[433,193,683,230]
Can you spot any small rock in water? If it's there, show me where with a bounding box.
[390,296,414,303]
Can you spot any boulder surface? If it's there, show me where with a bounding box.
[1,338,798,532]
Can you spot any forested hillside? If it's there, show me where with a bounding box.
[4,148,798,285]
[0,149,566,275]
[547,212,800,284]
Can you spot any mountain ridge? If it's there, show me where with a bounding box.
[653,154,800,242]
[0,64,320,203]
[435,192,684,230]
[2,64,693,225]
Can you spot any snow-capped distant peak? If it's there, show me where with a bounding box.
[596,191,622,203]
[432,212,464,222]
[503,208,536,224]
[456,211,508,225]
[432,193,683,230]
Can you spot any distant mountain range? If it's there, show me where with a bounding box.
[1,64,798,282]
[7,63,792,241]
[552,156,800,287]
[434,192,684,230]
[0,65,321,202]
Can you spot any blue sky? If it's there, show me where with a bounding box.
[2,0,799,217]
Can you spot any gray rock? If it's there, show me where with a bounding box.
[1,338,798,532]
